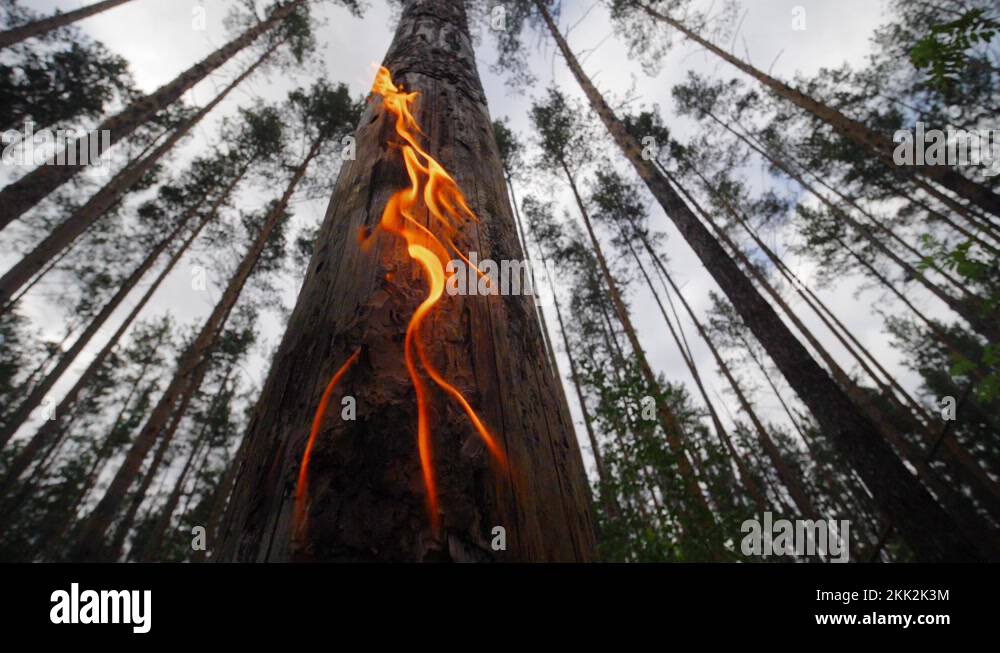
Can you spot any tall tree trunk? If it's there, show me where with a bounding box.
[710,114,997,338]
[0,0,303,228]
[67,139,320,561]
[0,0,136,48]
[559,160,712,518]
[504,175,561,389]
[0,169,243,455]
[643,240,772,514]
[119,364,233,562]
[619,231,764,511]
[536,0,980,562]
[694,167,1000,508]
[0,43,278,308]
[191,435,249,562]
[538,241,616,518]
[630,1,1000,219]
[218,0,595,563]
[668,160,1000,540]
[107,400,188,560]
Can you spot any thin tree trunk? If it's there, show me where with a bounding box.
[504,175,560,380]
[559,159,712,517]
[68,136,328,561]
[0,42,278,307]
[705,112,998,342]
[107,401,188,560]
[541,249,617,518]
[0,182,236,497]
[0,165,244,452]
[620,232,764,511]
[2,239,76,313]
[131,368,233,562]
[644,241,773,515]
[630,1,1000,219]
[537,0,980,562]
[191,435,248,562]
[0,0,136,48]
[671,160,1000,535]
[218,0,595,563]
[701,173,1000,507]
[0,0,303,228]
[0,214,194,449]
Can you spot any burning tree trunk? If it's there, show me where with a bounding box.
[0,0,136,49]
[218,0,595,562]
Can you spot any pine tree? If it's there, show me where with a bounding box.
[218,0,596,562]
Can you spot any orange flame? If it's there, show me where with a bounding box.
[295,66,505,537]
[294,347,361,534]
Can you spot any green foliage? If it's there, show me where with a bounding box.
[910,9,998,92]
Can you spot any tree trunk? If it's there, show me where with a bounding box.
[0,209,196,450]
[537,0,980,562]
[67,140,319,561]
[0,42,278,307]
[218,0,595,563]
[667,160,1000,544]
[0,0,303,228]
[504,175,561,390]
[137,369,231,562]
[631,1,1000,219]
[643,239,770,513]
[560,160,712,518]
[707,114,998,342]
[107,403,187,560]
[0,170,242,463]
[192,435,248,562]
[0,0,135,49]
[540,243,616,518]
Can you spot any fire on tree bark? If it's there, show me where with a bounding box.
[218,0,595,562]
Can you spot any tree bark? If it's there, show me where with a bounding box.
[537,0,980,562]
[218,0,595,562]
[0,0,303,228]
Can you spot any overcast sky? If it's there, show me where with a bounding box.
[5,0,951,479]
